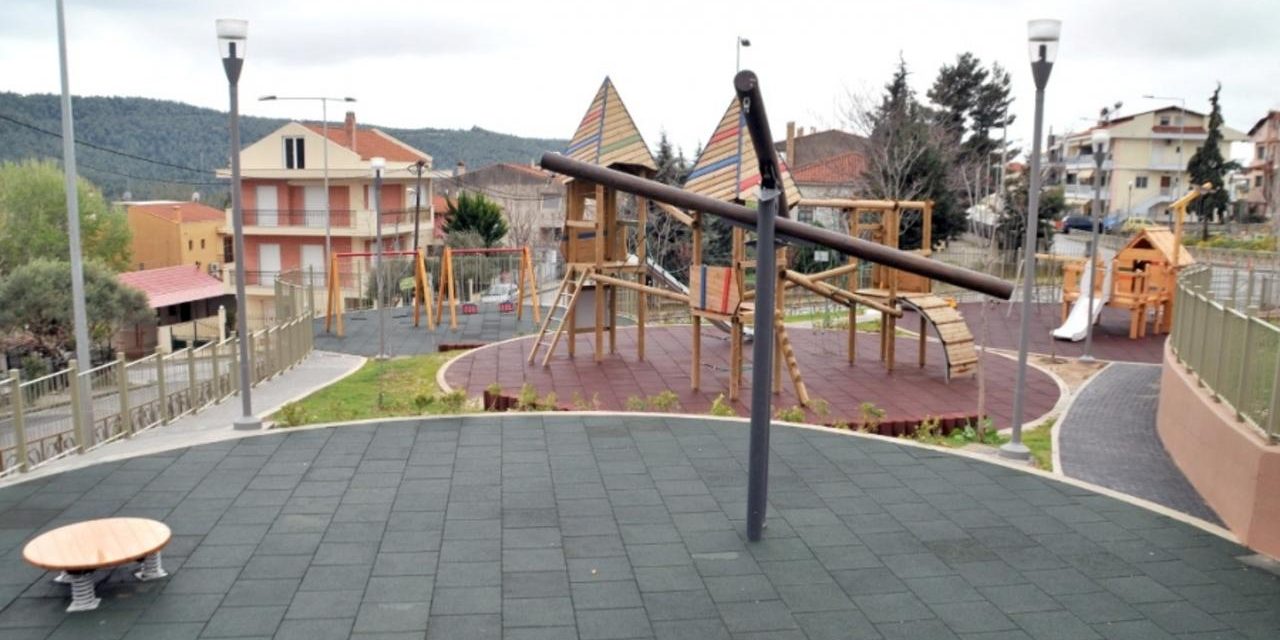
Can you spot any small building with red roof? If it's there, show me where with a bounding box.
[115,265,234,356]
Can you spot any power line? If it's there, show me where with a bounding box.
[73,160,223,187]
[0,113,214,176]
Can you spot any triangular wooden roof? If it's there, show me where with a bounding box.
[1121,226,1194,267]
[563,77,656,174]
[685,96,801,208]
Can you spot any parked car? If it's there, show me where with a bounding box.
[1059,215,1096,234]
[479,282,519,304]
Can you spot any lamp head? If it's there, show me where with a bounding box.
[215,19,248,60]
[1027,19,1061,64]
[739,37,751,47]
[371,156,386,174]
[343,97,357,102]
[259,95,277,102]
[1090,128,1109,150]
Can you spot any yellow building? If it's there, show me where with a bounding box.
[125,201,227,272]
[1049,106,1246,219]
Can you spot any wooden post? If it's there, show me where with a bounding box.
[116,352,132,438]
[773,249,785,395]
[155,346,169,425]
[919,314,927,367]
[730,317,742,401]
[637,195,647,361]
[848,207,859,364]
[8,369,27,472]
[886,205,900,371]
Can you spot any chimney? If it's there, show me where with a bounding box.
[786,121,796,167]
[344,111,357,152]
[455,161,466,177]
[172,204,183,223]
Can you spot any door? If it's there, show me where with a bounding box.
[258,243,281,286]
[300,244,325,286]
[255,185,278,227]
[303,186,325,228]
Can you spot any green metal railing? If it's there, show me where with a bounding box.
[0,307,315,478]
[1171,264,1280,442]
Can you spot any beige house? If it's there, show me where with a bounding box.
[1048,106,1246,220]
[1243,111,1279,221]
[124,201,226,272]
[434,162,566,262]
[216,112,433,327]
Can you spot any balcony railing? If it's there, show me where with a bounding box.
[1063,184,1111,200]
[243,209,355,228]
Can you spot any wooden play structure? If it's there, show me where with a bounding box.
[530,78,982,407]
[1059,185,1205,339]
[434,246,541,330]
[325,249,433,336]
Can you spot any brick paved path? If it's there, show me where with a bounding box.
[3,415,1276,639]
[1058,363,1222,525]
[444,326,1060,429]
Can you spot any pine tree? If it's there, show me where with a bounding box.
[927,52,985,140]
[1186,84,1237,223]
[442,191,507,247]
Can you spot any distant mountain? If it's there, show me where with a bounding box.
[0,92,567,202]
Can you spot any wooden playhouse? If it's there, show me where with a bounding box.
[1062,226,1194,339]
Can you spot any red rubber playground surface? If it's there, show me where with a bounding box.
[442,325,1061,429]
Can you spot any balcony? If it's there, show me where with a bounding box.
[1063,184,1111,201]
[226,208,425,238]
[1060,154,1111,170]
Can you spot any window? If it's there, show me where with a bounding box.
[200,239,206,249]
[223,237,234,263]
[1159,116,1171,126]
[188,240,193,251]
[1258,144,1266,160]
[1160,175,1172,188]
[541,194,561,211]
[1258,175,1265,188]
[798,207,815,223]
[283,137,306,169]
[1134,175,1149,189]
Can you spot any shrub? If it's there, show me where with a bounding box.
[708,394,736,417]
[517,383,539,411]
[486,382,503,395]
[412,393,435,413]
[276,402,308,426]
[859,402,885,429]
[540,392,558,411]
[439,390,468,413]
[913,415,942,443]
[647,390,681,412]
[775,405,807,423]
[808,398,830,419]
[625,395,647,411]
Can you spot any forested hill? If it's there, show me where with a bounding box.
[0,92,567,202]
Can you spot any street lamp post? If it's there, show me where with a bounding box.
[735,36,751,72]
[55,0,95,436]
[217,18,261,431]
[1002,18,1061,461]
[1127,180,1134,218]
[1081,128,1109,363]
[258,95,356,287]
[1143,94,1187,222]
[409,160,428,253]
[371,157,388,360]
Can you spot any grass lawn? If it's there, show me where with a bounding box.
[916,417,1055,472]
[274,352,473,427]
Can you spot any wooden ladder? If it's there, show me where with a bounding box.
[773,310,810,405]
[528,267,592,367]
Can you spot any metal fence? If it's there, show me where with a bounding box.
[0,305,315,478]
[1171,264,1280,442]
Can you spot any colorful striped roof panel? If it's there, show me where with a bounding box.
[564,77,656,174]
[685,97,800,208]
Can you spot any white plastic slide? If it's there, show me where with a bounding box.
[1052,259,1112,341]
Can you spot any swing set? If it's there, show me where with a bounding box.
[323,246,541,336]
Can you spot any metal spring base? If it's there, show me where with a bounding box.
[134,552,167,581]
[66,572,101,612]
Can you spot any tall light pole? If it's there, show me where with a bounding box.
[1127,180,1134,218]
[1143,94,1187,222]
[55,0,94,435]
[1002,18,1061,461]
[371,156,388,360]
[735,36,751,72]
[1081,127,1109,363]
[258,95,356,287]
[217,18,260,431]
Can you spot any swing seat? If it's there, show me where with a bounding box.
[499,301,515,313]
[462,303,479,315]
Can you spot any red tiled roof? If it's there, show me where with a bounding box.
[118,265,227,309]
[790,152,867,184]
[302,124,428,163]
[496,163,553,179]
[128,201,224,223]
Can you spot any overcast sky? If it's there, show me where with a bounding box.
[2,0,1276,163]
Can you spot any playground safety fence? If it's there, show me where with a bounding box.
[1171,264,1280,443]
[0,292,314,478]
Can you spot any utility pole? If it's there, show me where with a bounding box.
[410,160,427,252]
